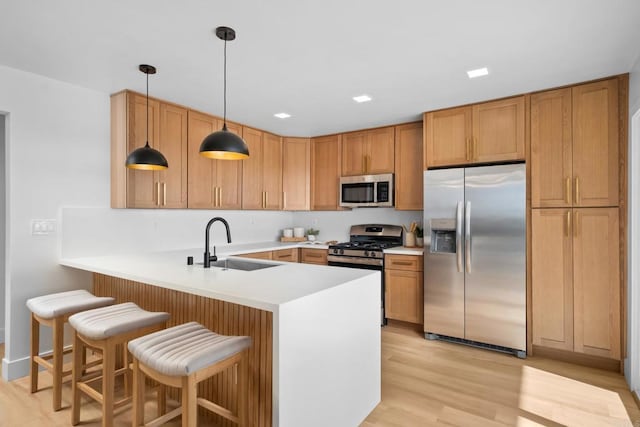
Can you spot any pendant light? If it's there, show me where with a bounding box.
[125,64,169,170]
[199,26,250,160]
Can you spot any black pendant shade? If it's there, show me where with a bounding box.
[126,64,168,170]
[199,26,249,160]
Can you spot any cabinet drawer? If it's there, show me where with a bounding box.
[272,248,299,262]
[237,251,273,260]
[300,248,328,265]
[385,254,423,271]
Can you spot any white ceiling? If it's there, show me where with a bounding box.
[2,0,640,137]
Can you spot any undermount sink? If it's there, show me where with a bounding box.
[209,258,280,271]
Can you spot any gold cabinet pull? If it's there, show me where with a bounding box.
[265,191,268,208]
[574,176,580,205]
[574,210,579,237]
[472,137,478,160]
[565,177,571,205]
[156,182,161,206]
[565,210,570,237]
[163,182,167,206]
[283,191,287,209]
[465,138,470,161]
[219,187,222,207]
[362,155,365,173]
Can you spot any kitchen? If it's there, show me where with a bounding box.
[2,1,640,426]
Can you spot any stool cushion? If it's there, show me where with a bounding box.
[69,302,169,340]
[128,322,251,376]
[26,290,115,319]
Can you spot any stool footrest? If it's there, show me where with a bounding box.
[145,407,182,427]
[198,397,239,424]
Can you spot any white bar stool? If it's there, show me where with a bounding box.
[128,321,251,427]
[68,302,169,427]
[26,289,115,411]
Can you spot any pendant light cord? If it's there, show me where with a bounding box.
[223,33,228,130]
[145,69,150,147]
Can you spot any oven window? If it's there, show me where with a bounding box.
[342,183,374,203]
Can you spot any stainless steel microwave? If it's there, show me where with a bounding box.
[339,173,394,208]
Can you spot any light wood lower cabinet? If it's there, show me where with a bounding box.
[272,248,299,263]
[300,248,328,265]
[384,254,423,324]
[532,208,620,360]
[237,250,273,261]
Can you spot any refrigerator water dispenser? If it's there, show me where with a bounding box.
[430,218,457,254]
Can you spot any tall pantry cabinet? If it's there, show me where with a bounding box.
[530,77,624,362]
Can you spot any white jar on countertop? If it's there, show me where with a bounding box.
[293,227,305,238]
[283,228,293,238]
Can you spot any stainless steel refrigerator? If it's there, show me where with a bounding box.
[423,163,526,357]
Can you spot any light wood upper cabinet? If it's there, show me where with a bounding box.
[242,128,282,210]
[384,254,424,324]
[342,127,394,176]
[532,207,620,360]
[573,208,620,360]
[532,209,574,351]
[572,79,619,207]
[394,122,423,210]
[187,110,242,209]
[531,79,619,208]
[111,90,187,209]
[531,88,573,208]
[282,138,311,211]
[311,135,342,210]
[424,96,525,168]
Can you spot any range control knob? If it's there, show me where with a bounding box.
[339,249,344,255]
[364,251,369,257]
[333,248,339,254]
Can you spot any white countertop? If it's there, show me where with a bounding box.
[384,246,424,255]
[59,243,376,313]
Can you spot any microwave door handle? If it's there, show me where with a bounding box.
[465,201,471,273]
[456,201,463,272]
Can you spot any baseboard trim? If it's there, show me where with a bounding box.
[532,345,622,373]
[1,354,30,381]
[633,390,640,410]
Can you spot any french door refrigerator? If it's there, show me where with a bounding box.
[423,163,526,357]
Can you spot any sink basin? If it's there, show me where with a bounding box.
[209,259,280,271]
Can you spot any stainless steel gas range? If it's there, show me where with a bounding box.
[328,224,404,325]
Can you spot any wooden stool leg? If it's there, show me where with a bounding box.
[157,384,167,417]
[132,359,145,427]
[238,353,249,427]
[182,375,198,427]
[52,316,64,411]
[123,342,132,397]
[30,313,40,394]
[102,341,116,427]
[71,332,83,426]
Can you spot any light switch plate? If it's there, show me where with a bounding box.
[31,219,56,235]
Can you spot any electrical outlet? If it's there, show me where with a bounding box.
[31,219,56,235]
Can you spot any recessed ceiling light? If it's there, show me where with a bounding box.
[467,67,489,79]
[274,112,291,119]
[353,95,372,103]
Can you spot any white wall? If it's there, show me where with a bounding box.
[626,55,640,393]
[0,115,5,343]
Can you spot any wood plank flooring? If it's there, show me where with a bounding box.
[2,328,639,426]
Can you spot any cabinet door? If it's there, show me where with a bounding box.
[472,96,525,163]
[394,123,423,210]
[282,138,310,210]
[573,208,620,360]
[424,106,472,168]
[531,209,573,351]
[187,111,216,208]
[272,248,299,262]
[237,251,273,260]
[366,127,395,174]
[572,79,619,207]
[300,248,328,265]
[531,89,573,208]
[262,132,283,210]
[157,103,188,208]
[127,93,161,208]
[341,131,366,176]
[216,121,243,209]
[384,269,424,324]
[241,127,265,209]
[311,135,342,210]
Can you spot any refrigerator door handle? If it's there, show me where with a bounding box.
[456,201,463,272]
[465,201,471,273]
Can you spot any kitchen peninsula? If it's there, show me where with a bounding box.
[60,244,381,427]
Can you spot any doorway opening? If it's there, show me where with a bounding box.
[630,108,640,393]
[0,113,6,346]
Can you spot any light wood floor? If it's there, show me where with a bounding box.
[1,330,639,426]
